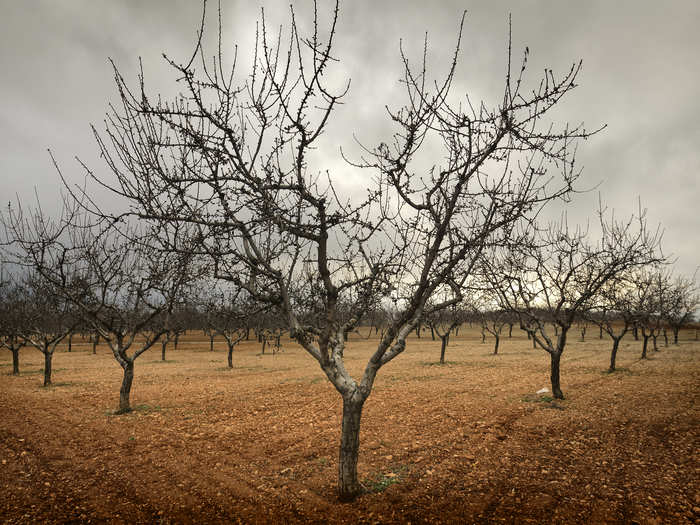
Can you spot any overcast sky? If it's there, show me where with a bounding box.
[1,1,698,278]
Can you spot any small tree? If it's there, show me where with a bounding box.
[19,273,75,386]
[485,207,662,399]
[0,279,28,376]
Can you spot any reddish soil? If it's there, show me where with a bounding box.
[1,327,698,524]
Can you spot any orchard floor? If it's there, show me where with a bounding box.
[1,327,698,524]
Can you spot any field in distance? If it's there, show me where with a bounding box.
[1,326,698,523]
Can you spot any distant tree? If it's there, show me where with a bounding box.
[485,207,662,399]
[665,273,699,344]
[0,279,28,375]
[19,273,76,386]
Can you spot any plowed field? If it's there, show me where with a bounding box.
[1,327,698,523]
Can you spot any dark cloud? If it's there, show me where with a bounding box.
[1,0,697,276]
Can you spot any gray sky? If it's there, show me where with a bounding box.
[1,1,698,278]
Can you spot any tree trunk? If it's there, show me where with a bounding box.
[209,334,214,351]
[493,335,500,355]
[338,397,365,501]
[43,351,53,387]
[68,333,73,352]
[652,334,658,351]
[480,328,486,344]
[508,323,513,338]
[227,343,234,368]
[672,326,679,345]
[174,333,180,350]
[609,337,621,372]
[92,334,99,354]
[161,339,167,361]
[599,325,603,339]
[550,351,564,399]
[641,336,649,359]
[633,324,638,341]
[261,338,267,354]
[439,336,448,364]
[11,348,20,375]
[662,329,668,347]
[118,361,134,414]
[429,326,435,341]
[532,335,537,349]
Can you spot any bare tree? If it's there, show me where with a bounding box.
[587,273,638,372]
[18,272,76,386]
[60,1,597,499]
[424,299,465,364]
[4,203,197,413]
[484,207,662,399]
[0,278,28,376]
[665,273,699,345]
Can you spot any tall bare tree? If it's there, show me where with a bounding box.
[60,1,597,499]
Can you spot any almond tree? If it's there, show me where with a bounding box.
[4,204,198,413]
[665,273,698,345]
[0,279,27,376]
[62,1,596,499]
[587,273,639,372]
[19,273,76,386]
[484,207,662,399]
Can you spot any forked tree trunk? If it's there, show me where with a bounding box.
[532,336,537,349]
[11,348,20,375]
[641,335,649,359]
[609,337,622,372]
[550,351,564,399]
[43,351,53,386]
[493,334,500,355]
[480,329,486,344]
[338,396,365,501]
[652,334,658,351]
[118,361,134,414]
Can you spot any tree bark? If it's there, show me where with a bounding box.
[209,333,214,351]
[118,361,134,414]
[338,396,365,501]
[493,334,500,355]
[227,343,234,368]
[68,333,73,352]
[652,334,658,351]
[11,348,20,375]
[508,323,513,338]
[641,335,649,359]
[92,334,99,354]
[672,326,679,345]
[550,351,564,399]
[43,351,53,386]
[161,339,167,361]
[609,337,621,372]
[662,329,668,347]
[429,325,435,341]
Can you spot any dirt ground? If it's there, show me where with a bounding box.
[1,326,698,524]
